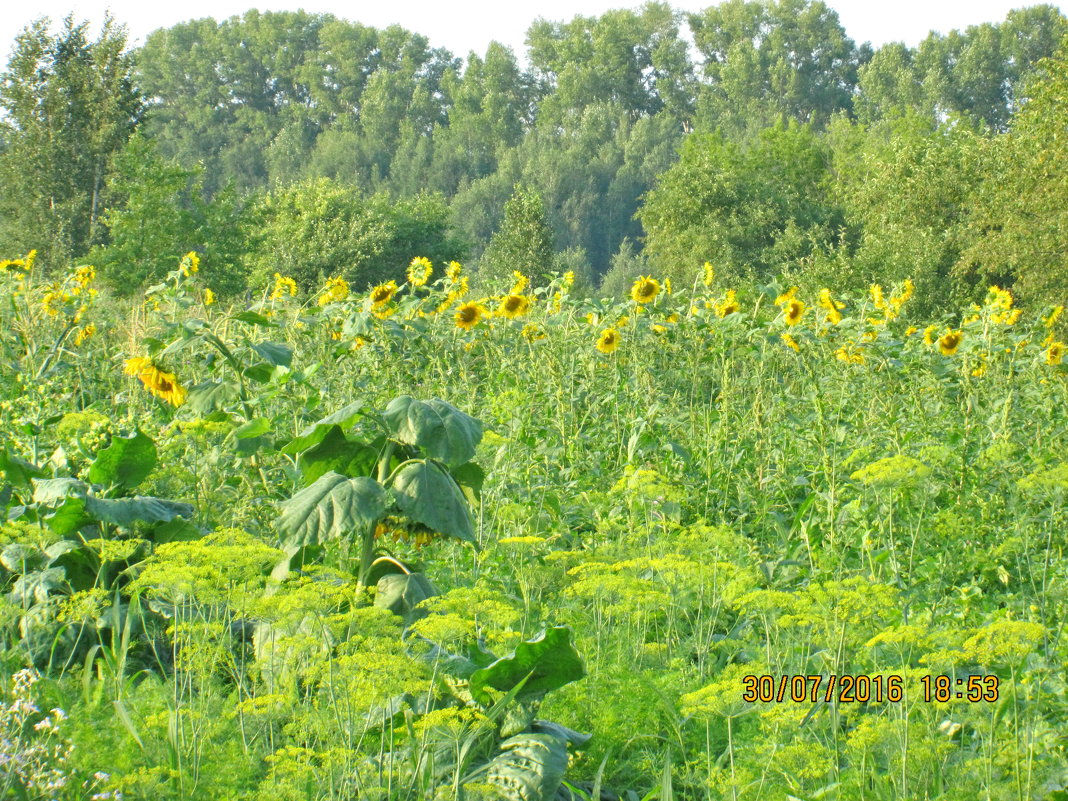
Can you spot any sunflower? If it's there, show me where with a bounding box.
[923,325,938,346]
[522,323,546,342]
[497,294,531,319]
[783,299,805,326]
[1044,305,1063,328]
[124,357,186,407]
[455,302,487,331]
[270,273,298,300]
[596,327,620,354]
[716,290,739,318]
[870,284,886,310]
[408,257,433,287]
[370,280,398,309]
[774,286,798,307]
[631,276,660,304]
[818,288,844,324]
[702,261,715,287]
[446,261,464,281]
[938,329,963,356]
[1046,341,1065,365]
[318,276,349,306]
[780,333,800,352]
[203,288,216,306]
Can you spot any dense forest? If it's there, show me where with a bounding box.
[1,1,1067,312]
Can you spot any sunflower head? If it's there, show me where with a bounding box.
[455,302,486,331]
[938,329,963,356]
[596,327,620,354]
[1046,341,1065,365]
[318,276,349,306]
[780,333,800,352]
[510,271,529,295]
[497,294,531,319]
[631,276,660,304]
[702,261,715,287]
[716,290,739,318]
[370,280,398,308]
[522,323,546,342]
[408,257,433,287]
[784,299,806,326]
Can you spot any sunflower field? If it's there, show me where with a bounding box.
[0,250,1066,801]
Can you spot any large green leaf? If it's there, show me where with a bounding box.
[275,471,387,549]
[281,400,366,455]
[84,496,194,527]
[0,444,44,488]
[374,572,438,622]
[382,397,482,467]
[474,733,568,801]
[32,478,88,505]
[469,627,585,705]
[252,341,293,367]
[296,426,378,485]
[185,380,240,414]
[88,429,157,490]
[391,460,474,542]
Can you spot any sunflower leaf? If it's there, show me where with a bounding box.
[87,429,157,491]
[276,471,387,549]
[382,397,482,467]
[390,460,474,542]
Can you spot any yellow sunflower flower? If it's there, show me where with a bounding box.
[522,323,546,342]
[318,276,349,306]
[938,329,963,356]
[780,333,800,352]
[455,301,487,331]
[716,290,739,318]
[370,280,398,309]
[774,286,798,306]
[631,276,660,304]
[923,325,938,346]
[408,257,433,287]
[702,261,715,287]
[783,299,805,326]
[596,327,620,354]
[270,273,298,301]
[818,288,844,324]
[1046,341,1065,365]
[510,271,529,295]
[124,357,186,406]
[497,294,531,319]
[203,288,215,306]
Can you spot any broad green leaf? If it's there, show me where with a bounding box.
[382,397,483,467]
[452,461,486,505]
[469,627,585,705]
[297,426,378,485]
[42,496,89,536]
[32,478,88,505]
[374,572,438,622]
[252,341,293,367]
[234,417,271,439]
[11,566,66,605]
[84,496,194,527]
[186,380,240,414]
[391,460,474,542]
[0,445,44,488]
[1,543,47,573]
[88,429,157,490]
[281,400,366,455]
[232,311,275,327]
[243,362,277,383]
[275,471,387,549]
[476,733,568,801]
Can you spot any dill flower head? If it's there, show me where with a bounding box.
[783,299,806,326]
[1046,341,1065,365]
[454,301,487,331]
[510,271,529,295]
[938,329,963,356]
[370,280,398,309]
[407,257,433,287]
[631,276,660,304]
[702,261,715,287]
[716,290,739,318]
[596,327,620,354]
[317,276,349,306]
[497,294,530,319]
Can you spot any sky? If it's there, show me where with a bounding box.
[2,0,1064,64]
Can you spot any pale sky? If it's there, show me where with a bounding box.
[2,0,1064,64]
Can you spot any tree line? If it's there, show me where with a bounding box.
[1,1,1066,311]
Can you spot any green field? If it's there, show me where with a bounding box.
[0,256,1065,800]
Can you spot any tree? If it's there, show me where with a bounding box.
[957,38,1068,309]
[0,15,141,269]
[639,121,841,285]
[688,0,866,136]
[478,185,555,290]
